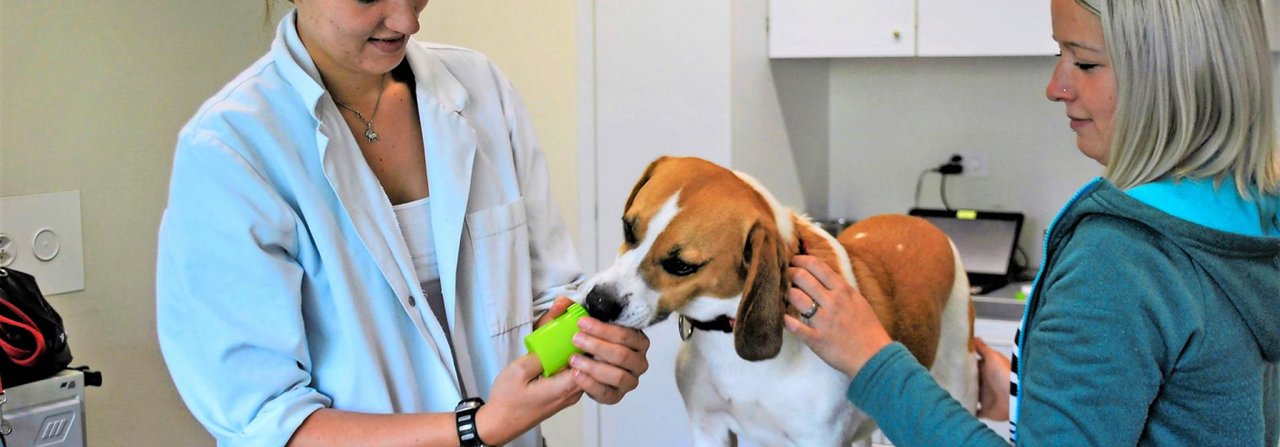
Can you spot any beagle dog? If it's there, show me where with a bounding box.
[584,156,978,446]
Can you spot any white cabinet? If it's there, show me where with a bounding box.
[917,0,1056,57]
[769,0,1057,58]
[769,0,914,58]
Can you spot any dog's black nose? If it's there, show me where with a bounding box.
[585,286,623,323]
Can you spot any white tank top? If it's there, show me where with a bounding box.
[392,197,477,396]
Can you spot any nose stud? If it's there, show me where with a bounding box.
[1061,88,1068,93]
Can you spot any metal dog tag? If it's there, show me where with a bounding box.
[678,315,694,341]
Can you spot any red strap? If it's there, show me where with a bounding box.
[0,293,46,367]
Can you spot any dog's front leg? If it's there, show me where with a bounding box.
[688,410,735,447]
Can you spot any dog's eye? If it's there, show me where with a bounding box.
[623,218,638,246]
[662,257,701,276]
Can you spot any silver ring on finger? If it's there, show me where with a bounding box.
[800,301,820,319]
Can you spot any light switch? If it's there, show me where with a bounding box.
[0,191,85,295]
[33,229,62,261]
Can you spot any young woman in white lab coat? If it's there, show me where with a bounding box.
[156,1,650,445]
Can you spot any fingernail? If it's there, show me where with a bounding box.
[578,318,594,330]
[570,355,582,366]
[573,333,585,345]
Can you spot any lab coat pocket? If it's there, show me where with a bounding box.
[466,198,528,240]
[464,198,533,339]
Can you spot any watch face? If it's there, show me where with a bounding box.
[456,398,484,412]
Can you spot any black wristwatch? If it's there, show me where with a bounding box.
[454,397,487,447]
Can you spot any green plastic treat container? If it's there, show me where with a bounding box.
[524,303,588,377]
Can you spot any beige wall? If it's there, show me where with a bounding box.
[0,1,280,445]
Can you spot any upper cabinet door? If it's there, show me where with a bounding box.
[917,0,1057,57]
[769,0,914,58]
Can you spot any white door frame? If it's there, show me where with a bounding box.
[575,0,601,445]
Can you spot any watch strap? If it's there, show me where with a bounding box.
[455,397,486,447]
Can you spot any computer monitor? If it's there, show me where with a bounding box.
[908,208,1024,295]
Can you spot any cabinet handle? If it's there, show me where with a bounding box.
[893,30,902,40]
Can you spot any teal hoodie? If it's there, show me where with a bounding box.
[848,178,1280,446]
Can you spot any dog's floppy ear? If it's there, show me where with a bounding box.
[735,221,788,361]
[624,157,668,213]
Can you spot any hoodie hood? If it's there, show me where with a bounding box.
[1057,181,1280,362]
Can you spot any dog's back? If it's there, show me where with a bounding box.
[835,214,960,368]
[835,214,980,417]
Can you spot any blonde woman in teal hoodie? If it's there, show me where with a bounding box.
[785,0,1280,445]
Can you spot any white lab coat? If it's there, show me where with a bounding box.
[157,12,582,446]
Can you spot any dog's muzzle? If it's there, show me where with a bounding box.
[584,285,624,323]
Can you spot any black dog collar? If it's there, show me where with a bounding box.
[686,315,734,333]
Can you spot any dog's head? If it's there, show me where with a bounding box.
[584,156,794,361]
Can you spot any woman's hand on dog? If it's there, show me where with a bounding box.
[974,337,1011,421]
[783,255,892,378]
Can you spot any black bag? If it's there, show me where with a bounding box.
[0,267,72,390]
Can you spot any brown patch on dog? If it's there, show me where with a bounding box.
[836,215,955,368]
[621,158,786,337]
[969,300,977,352]
[789,218,846,285]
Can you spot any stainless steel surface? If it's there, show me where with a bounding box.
[972,281,1030,321]
[973,296,1026,321]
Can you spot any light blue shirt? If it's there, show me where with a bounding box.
[1126,175,1280,236]
[157,12,583,446]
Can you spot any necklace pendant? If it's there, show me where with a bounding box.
[365,128,380,142]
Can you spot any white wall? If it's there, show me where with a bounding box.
[730,0,807,210]
[818,54,1280,269]
[0,1,281,445]
[773,59,832,216]
[824,56,1101,267]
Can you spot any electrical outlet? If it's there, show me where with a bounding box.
[958,151,989,177]
[0,233,14,267]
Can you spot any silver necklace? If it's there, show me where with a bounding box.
[333,73,387,142]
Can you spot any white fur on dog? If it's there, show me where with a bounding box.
[586,193,682,328]
[928,242,980,413]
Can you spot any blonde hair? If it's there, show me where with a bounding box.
[1076,0,1279,207]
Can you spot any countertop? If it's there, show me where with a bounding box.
[973,281,1031,321]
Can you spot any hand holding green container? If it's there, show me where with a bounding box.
[524,303,589,377]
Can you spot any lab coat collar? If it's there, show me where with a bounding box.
[404,41,471,114]
[271,10,326,120]
[406,43,477,340]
